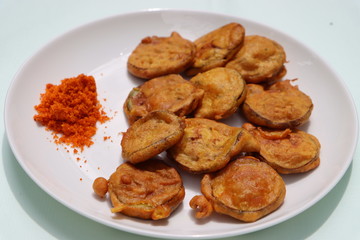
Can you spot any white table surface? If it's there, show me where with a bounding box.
[1,0,359,239]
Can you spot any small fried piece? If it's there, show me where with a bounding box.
[243,123,321,174]
[93,177,108,198]
[121,111,185,164]
[242,80,313,129]
[167,118,260,174]
[190,67,247,120]
[191,156,286,222]
[127,32,196,79]
[108,160,185,220]
[226,35,287,83]
[186,22,245,76]
[124,74,204,124]
[189,195,213,218]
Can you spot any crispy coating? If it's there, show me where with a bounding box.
[190,67,247,120]
[127,32,196,79]
[124,74,204,124]
[92,177,109,198]
[243,123,321,174]
[186,23,245,76]
[108,160,185,220]
[189,195,213,218]
[243,80,313,129]
[226,35,287,83]
[121,111,185,164]
[167,118,260,174]
[191,156,286,222]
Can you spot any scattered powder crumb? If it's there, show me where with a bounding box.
[33,74,109,151]
[80,178,83,181]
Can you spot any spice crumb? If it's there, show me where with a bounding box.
[33,74,109,151]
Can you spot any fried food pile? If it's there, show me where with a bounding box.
[93,22,321,222]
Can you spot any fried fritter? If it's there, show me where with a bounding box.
[121,111,185,164]
[93,177,108,198]
[186,22,245,76]
[127,32,196,79]
[226,35,287,83]
[242,80,313,129]
[107,160,185,220]
[124,74,204,124]
[167,118,260,174]
[190,156,286,222]
[243,123,321,174]
[190,67,247,120]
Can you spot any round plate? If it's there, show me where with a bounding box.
[5,9,358,239]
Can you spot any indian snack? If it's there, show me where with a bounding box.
[121,111,185,164]
[95,159,185,220]
[33,74,108,150]
[167,118,260,174]
[127,32,196,79]
[123,74,204,124]
[190,67,247,120]
[243,123,321,174]
[242,80,313,129]
[190,156,286,222]
[226,35,287,83]
[93,177,108,198]
[186,22,245,76]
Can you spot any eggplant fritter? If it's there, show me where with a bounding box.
[186,22,245,76]
[124,74,204,124]
[107,160,185,220]
[167,118,260,174]
[243,123,321,174]
[242,80,313,129]
[226,35,286,83]
[190,67,247,120]
[190,156,286,222]
[121,111,185,164]
[123,74,204,124]
[127,32,196,79]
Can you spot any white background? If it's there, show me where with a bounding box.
[1,0,359,239]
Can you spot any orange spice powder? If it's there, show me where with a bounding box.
[33,74,109,150]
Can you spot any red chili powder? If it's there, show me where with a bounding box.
[33,74,109,150]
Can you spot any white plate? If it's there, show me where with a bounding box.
[5,9,358,239]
